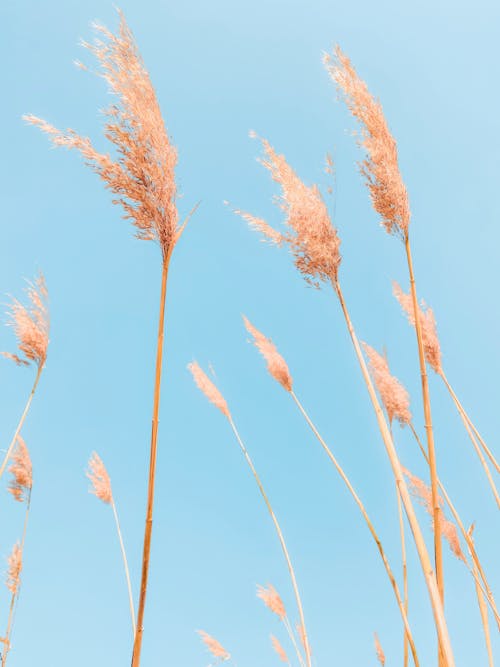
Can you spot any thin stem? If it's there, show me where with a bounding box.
[405,238,444,610]
[333,280,454,667]
[396,481,409,667]
[469,532,494,667]
[409,423,500,628]
[0,366,42,482]
[111,499,136,638]
[439,372,499,474]
[282,615,306,667]
[227,417,312,667]
[1,490,32,667]
[131,256,170,667]
[291,391,419,667]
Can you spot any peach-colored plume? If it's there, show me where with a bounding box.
[188,362,230,418]
[363,343,411,426]
[270,634,288,663]
[197,630,230,661]
[393,282,442,373]
[3,273,49,368]
[257,583,286,619]
[324,47,410,240]
[24,12,178,259]
[296,623,309,652]
[87,452,113,504]
[243,316,293,392]
[8,436,32,503]
[403,467,465,561]
[374,632,386,665]
[6,543,22,596]
[236,135,341,287]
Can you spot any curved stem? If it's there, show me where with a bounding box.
[405,238,444,612]
[227,417,312,667]
[131,256,170,667]
[112,499,136,638]
[439,372,499,474]
[282,615,305,667]
[0,366,42,482]
[333,280,454,667]
[291,391,419,667]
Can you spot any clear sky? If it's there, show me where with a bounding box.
[1,0,499,665]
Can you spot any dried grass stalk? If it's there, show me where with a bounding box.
[374,633,386,666]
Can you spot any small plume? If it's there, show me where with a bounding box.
[257,583,286,619]
[374,632,386,665]
[197,630,230,661]
[270,635,289,663]
[188,362,230,418]
[243,316,293,391]
[403,467,465,561]
[8,436,32,502]
[24,12,179,259]
[296,623,309,652]
[87,452,113,505]
[6,543,22,596]
[393,282,442,373]
[324,47,410,240]
[236,135,341,287]
[3,273,49,368]
[363,343,411,426]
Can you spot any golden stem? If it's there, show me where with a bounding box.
[111,499,136,638]
[396,481,409,667]
[404,238,444,610]
[0,366,43,482]
[131,256,170,667]
[227,417,313,667]
[469,531,494,667]
[409,423,500,628]
[291,391,419,667]
[334,280,454,667]
[439,372,499,474]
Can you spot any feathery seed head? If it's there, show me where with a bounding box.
[270,635,288,663]
[257,583,286,619]
[197,630,230,661]
[6,543,22,596]
[188,362,230,418]
[87,452,113,504]
[8,436,32,503]
[24,12,179,260]
[3,273,49,369]
[374,633,386,665]
[324,47,410,240]
[363,343,411,426]
[236,135,341,287]
[393,282,442,373]
[243,316,293,392]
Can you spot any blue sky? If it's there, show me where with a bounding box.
[1,0,499,665]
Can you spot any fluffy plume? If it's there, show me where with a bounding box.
[403,467,465,561]
[257,584,286,619]
[363,343,411,425]
[324,47,410,239]
[3,273,49,368]
[243,316,293,391]
[236,135,341,287]
[24,13,178,259]
[270,635,289,663]
[374,633,386,665]
[197,630,230,661]
[8,436,32,502]
[188,362,230,418]
[87,452,113,504]
[6,543,22,596]
[393,282,442,373]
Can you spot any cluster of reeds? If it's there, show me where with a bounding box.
[10,9,496,667]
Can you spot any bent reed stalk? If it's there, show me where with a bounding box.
[188,362,312,667]
[290,389,419,667]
